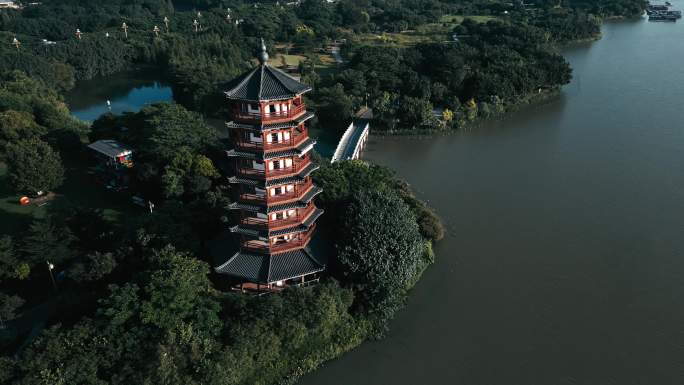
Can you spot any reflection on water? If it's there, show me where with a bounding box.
[65,68,173,122]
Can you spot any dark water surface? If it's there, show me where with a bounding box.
[65,68,173,122]
[300,16,684,385]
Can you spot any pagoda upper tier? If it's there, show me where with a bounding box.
[224,46,312,125]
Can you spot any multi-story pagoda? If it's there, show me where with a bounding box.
[216,40,325,292]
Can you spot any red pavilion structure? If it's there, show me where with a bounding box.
[216,40,324,292]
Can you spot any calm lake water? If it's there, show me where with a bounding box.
[65,68,173,122]
[300,15,684,385]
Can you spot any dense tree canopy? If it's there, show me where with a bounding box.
[5,137,64,194]
[338,188,426,325]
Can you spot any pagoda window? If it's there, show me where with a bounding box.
[269,133,280,143]
[284,158,292,168]
[287,209,296,216]
[286,184,294,192]
[271,160,281,170]
[271,186,284,196]
[269,105,276,113]
[248,103,259,113]
[283,131,291,141]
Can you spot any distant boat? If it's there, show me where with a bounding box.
[649,14,678,21]
[666,10,682,18]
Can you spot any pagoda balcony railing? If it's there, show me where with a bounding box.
[241,225,315,253]
[236,167,265,178]
[241,237,307,254]
[240,205,315,230]
[270,205,316,230]
[266,180,313,204]
[233,104,306,123]
[238,193,266,204]
[235,130,308,151]
[236,158,310,180]
[266,158,310,179]
[240,217,268,228]
[264,131,308,150]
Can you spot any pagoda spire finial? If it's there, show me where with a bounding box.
[258,38,269,65]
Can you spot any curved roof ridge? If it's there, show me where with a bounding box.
[257,64,265,100]
[225,66,260,98]
[224,62,312,102]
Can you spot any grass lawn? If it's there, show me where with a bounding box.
[352,14,499,48]
[272,53,307,68]
[0,163,47,236]
[315,52,338,79]
[0,153,142,237]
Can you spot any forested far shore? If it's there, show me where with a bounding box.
[0,0,647,130]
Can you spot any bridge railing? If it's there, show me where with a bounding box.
[331,119,369,163]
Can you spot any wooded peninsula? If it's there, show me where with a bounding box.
[0,0,645,384]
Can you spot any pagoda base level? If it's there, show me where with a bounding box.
[231,274,321,295]
[215,247,325,285]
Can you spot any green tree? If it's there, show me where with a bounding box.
[140,245,220,334]
[316,83,354,130]
[68,252,118,283]
[22,216,74,266]
[162,149,219,198]
[0,292,25,321]
[337,188,425,330]
[139,103,218,165]
[0,235,30,281]
[5,138,64,194]
[397,95,434,129]
[0,110,46,158]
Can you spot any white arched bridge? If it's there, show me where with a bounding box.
[331,109,372,163]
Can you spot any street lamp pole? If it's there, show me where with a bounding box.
[46,261,57,290]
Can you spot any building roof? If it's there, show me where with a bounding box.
[87,139,133,158]
[224,64,312,102]
[215,248,324,284]
[224,39,311,101]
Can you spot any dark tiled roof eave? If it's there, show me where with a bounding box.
[228,202,264,212]
[215,248,324,284]
[265,163,319,188]
[225,111,314,132]
[268,248,324,283]
[226,138,316,161]
[268,208,323,237]
[228,186,322,214]
[224,64,312,102]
